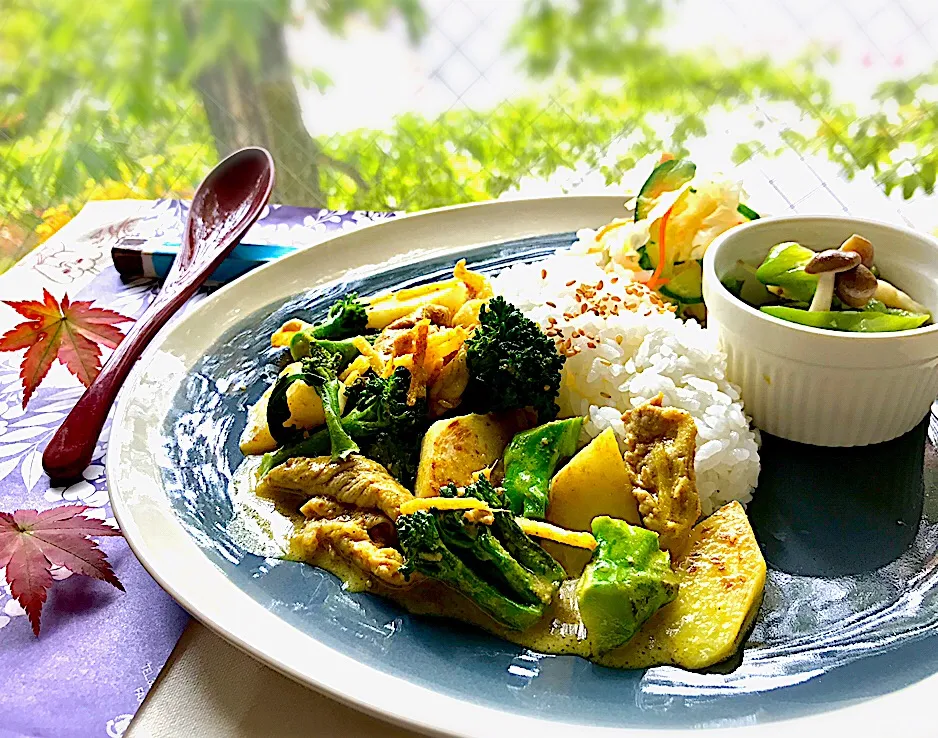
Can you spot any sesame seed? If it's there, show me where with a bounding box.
[566,280,576,287]
[546,301,557,308]
[541,269,547,279]
[580,303,588,314]
[587,341,596,349]
[596,280,604,290]
[610,277,619,284]
[600,391,611,399]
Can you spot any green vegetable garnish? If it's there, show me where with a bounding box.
[720,276,745,299]
[258,366,426,482]
[755,242,819,303]
[298,344,358,461]
[308,293,369,341]
[396,507,552,631]
[502,417,583,519]
[760,304,930,332]
[576,517,679,654]
[464,296,565,423]
[289,333,362,364]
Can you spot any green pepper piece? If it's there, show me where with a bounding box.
[576,516,678,654]
[755,242,819,303]
[502,417,582,519]
[760,305,930,332]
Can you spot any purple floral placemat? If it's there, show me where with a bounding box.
[0,200,395,738]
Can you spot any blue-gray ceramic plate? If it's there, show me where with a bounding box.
[108,197,938,737]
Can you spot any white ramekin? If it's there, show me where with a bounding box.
[702,215,938,447]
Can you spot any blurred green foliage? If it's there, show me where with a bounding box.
[2,0,937,272]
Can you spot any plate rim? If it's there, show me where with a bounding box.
[107,194,938,737]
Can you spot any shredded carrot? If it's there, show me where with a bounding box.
[646,205,674,291]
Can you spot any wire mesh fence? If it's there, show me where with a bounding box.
[2,0,938,272]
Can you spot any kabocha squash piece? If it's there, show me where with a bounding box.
[577,517,678,654]
[415,412,530,498]
[545,428,640,575]
[608,501,766,669]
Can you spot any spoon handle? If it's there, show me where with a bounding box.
[41,272,207,481]
[42,147,274,482]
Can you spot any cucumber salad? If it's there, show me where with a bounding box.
[570,155,760,319]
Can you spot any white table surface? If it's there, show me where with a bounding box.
[127,621,419,738]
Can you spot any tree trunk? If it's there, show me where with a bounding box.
[183,8,324,207]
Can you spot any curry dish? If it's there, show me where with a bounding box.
[236,259,766,670]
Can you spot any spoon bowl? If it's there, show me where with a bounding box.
[42,147,274,482]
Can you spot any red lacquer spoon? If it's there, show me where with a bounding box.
[42,147,275,482]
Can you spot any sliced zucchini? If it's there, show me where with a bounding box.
[659,260,703,304]
[266,371,311,445]
[635,159,696,222]
[637,245,654,271]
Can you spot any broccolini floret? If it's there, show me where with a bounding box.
[309,293,369,340]
[437,483,560,606]
[299,344,359,461]
[463,296,565,422]
[258,366,426,481]
[289,334,362,364]
[396,510,545,630]
[455,478,565,588]
[395,478,563,630]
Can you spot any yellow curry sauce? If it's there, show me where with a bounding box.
[229,458,765,670]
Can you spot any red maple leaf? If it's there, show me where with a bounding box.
[0,505,124,636]
[0,290,133,407]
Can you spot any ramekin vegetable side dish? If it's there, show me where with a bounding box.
[703,215,938,447]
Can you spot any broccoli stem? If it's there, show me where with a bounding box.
[415,543,546,630]
[502,417,583,519]
[316,377,359,461]
[397,510,546,630]
[257,428,330,477]
[457,479,565,590]
[436,514,550,606]
[290,333,362,365]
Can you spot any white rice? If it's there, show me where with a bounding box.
[491,249,760,515]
